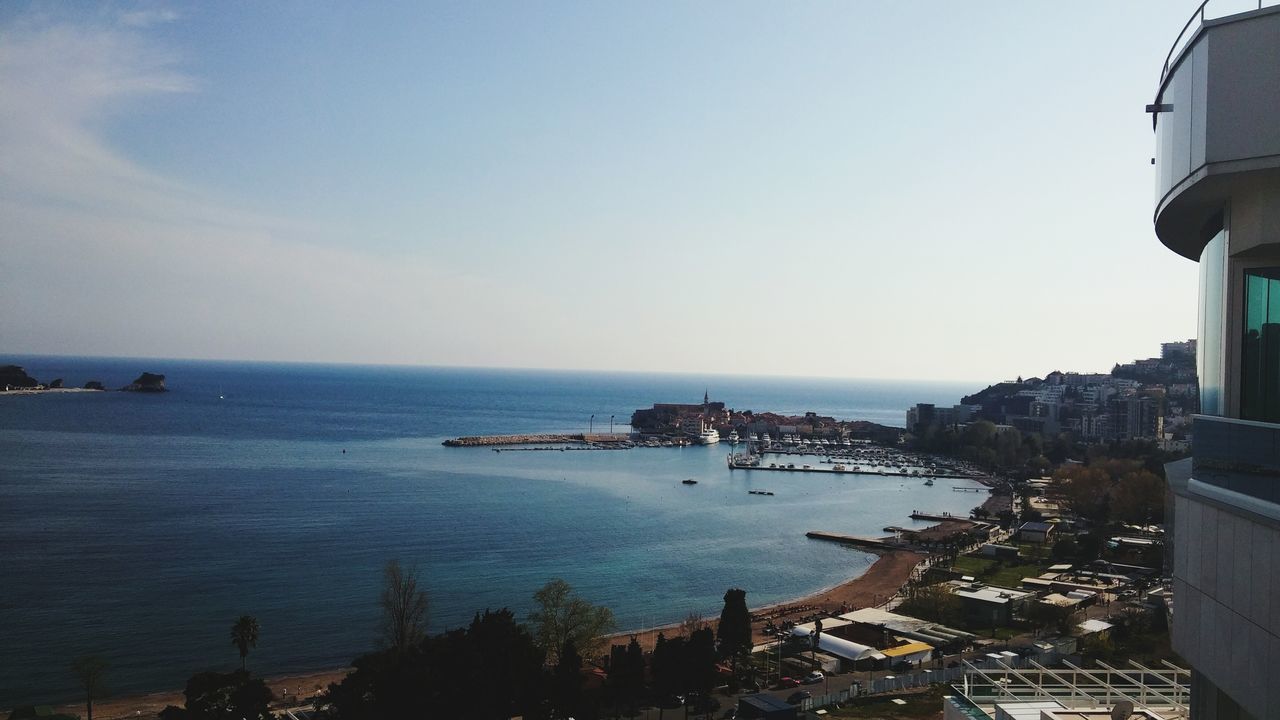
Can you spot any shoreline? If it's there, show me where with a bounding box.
[600,548,925,652]
[35,550,928,720]
[0,387,103,396]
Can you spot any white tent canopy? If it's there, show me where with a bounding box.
[790,626,879,661]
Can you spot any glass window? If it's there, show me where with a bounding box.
[1241,267,1280,422]
[1198,230,1226,416]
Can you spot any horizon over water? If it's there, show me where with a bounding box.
[0,355,983,706]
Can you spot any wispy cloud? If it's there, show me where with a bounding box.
[118,8,180,28]
[0,8,573,367]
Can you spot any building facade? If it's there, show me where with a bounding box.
[1151,5,1280,718]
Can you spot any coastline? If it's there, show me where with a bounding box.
[39,551,926,720]
[0,387,102,396]
[600,548,924,652]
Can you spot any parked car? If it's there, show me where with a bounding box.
[785,691,812,705]
[802,671,824,684]
[777,676,800,688]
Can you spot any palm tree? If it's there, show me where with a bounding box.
[231,615,260,672]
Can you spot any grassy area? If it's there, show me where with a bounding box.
[950,555,1046,589]
[826,686,945,719]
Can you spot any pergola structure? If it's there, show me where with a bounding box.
[950,657,1190,719]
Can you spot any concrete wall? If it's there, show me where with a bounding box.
[1171,491,1280,719]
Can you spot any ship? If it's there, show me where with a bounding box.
[698,427,720,444]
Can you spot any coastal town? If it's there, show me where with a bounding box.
[29,341,1191,720]
[13,0,1280,718]
[424,341,1186,718]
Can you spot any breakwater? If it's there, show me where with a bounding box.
[442,433,631,447]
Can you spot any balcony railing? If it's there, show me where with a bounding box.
[1192,415,1280,505]
[1160,1,1278,88]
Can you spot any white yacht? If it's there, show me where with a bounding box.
[727,430,739,444]
[698,427,721,444]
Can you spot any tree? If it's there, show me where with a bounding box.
[898,583,962,628]
[606,638,645,716]
[680,611,709,638]
[1111,469,1166,524]
[1057,465,1112,523]
[651,632,677,698]
[811,619,822,662]
[328,605,549,720]
[464,609,547,719]
[381,559,429,656]
[230,615,259,672]
[553,638,583,719]
[684,628,718,697]
[716,588,751,671]
[164,670,272,720]
[528,578,616,664]
[70,655,109,720]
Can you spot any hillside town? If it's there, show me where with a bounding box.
[907,340,1196,452]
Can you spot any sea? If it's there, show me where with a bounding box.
[0,355,982,706]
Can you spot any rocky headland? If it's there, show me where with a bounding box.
[0,365,39,390]
[122,372,167,392]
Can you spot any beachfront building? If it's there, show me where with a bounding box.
[1150,3,1280,718]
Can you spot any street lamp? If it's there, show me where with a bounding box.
[610,414,615,434]
[776,632,786,685]
[590,414,594,434]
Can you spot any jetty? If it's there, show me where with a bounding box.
[805,531,901,551]
[443,433,631,447]
[909,511,973,523]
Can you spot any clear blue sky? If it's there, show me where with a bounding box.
[0,1,1234,381]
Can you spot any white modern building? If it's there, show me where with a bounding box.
[1150,3,1280,718]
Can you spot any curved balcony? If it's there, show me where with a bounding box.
[1151,2,1280,259]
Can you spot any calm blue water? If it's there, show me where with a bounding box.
[0,356,978,706]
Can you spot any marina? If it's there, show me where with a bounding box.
[726,450,987,480]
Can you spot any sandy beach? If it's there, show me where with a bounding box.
[37,548,927,720]
[601,549,925,652]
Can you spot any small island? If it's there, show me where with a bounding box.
[122,372,167,393]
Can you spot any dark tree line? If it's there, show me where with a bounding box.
[913,420,1057,474]
[75,562,756,720]
[651,629,718,700]
[326,608,547,719]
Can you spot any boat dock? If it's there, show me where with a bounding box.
[909,511,970,523]
[805,531,901,551]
